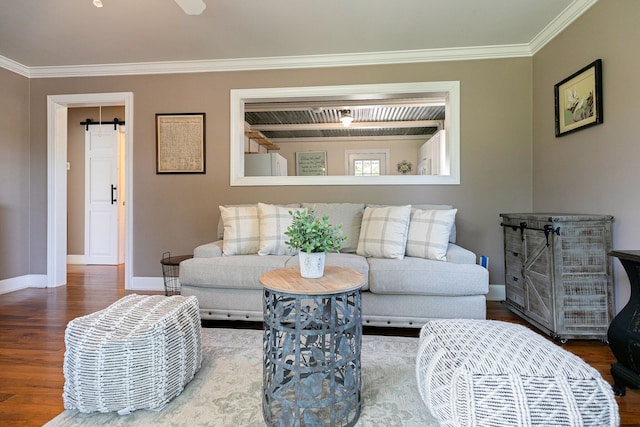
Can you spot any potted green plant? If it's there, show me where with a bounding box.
[285,208,347,278]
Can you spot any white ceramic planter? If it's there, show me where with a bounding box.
[298,251,326,279]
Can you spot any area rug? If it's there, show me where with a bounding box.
[45,327,437,426]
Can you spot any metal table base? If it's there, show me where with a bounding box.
[262,288,362,427]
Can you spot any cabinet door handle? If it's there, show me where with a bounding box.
[111,185,117,204]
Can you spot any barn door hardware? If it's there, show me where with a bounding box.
[500,221,528,241]
[80,118,125,131]
[501,222,560,245]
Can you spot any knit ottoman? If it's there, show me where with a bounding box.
[416,319,619,427]
[63,294,202,414]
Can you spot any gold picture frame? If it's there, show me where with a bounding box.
[554,59,603,137]
[156,113,206,173]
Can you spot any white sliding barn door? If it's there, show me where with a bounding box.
[84,124,119,264]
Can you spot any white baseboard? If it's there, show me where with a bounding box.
[487,284,506,301]
[67,254,86,264]
[128,276,165,292]
[0,274,48,295]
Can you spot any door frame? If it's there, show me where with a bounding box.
[47,92,134,288]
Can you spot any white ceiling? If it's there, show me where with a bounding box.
[0,0,597,78]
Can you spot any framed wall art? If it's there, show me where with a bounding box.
[296,151,327,176]
[156,113,206,173]
[554,59,603,137]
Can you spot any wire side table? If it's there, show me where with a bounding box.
[160,252,193,296]
[260,266,366,427]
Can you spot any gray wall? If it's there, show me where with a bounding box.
[4,0,637,312]
[26,58,533,281]
[532,0,640,309]
[0,68,30,280]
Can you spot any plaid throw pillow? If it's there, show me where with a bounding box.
[219,205,260,255]
[405,209,457,261]
[356,205,411,259]
[258,203,306,256]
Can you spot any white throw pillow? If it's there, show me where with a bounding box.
[406,208,457,261]
[219,205,260,255]
[356,205,411,259]
[258,203,306,256]
[301,203,364,253]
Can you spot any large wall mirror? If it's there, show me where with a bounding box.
[230,81,460,186]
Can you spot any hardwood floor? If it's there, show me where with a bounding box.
[0,265,638,426]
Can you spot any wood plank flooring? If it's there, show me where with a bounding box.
[0,265,638,426]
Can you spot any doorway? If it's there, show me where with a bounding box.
[47,92,134,288]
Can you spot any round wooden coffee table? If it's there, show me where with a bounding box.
[260,266,366,427]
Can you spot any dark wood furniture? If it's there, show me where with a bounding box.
[608,250,640,396]
[500,213,614,342]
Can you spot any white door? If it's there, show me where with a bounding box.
[84,125,119,264]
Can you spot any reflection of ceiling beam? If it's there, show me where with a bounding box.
[250,120,442,132]
[245,99,446,112]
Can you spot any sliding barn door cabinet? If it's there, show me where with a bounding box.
[500,213,614,342]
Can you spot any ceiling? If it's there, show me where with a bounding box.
[0,0,597,78]
[245,98,446,141]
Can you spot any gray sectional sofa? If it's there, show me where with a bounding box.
[179,202,489,328]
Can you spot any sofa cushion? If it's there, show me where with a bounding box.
[301,203,364,253]
[412,204,457,243]
[367,257,488,296]
[285,252,370,291]
[179,255,291,290]
[219,205,259,255]
[356,205,411,259]
[406,208,457,261]
[258,203,306,256]
[370,203,457,243]
[216,203,300,240]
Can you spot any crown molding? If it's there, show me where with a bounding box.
[0,54,30,77]
[3,0,599,79]
[529,0,599,54]
[25,44,532,79]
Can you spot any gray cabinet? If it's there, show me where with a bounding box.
[500,213,614,341]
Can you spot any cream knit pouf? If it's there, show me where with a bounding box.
[63,294,202,414]
[416,319,619,427]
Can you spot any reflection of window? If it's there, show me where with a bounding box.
[346,149,389,176]
[354,160,380,176]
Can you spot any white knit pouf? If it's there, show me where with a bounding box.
[63,294,202,414]
[416,319,619,427]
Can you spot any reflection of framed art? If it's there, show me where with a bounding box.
[156,113,206,173]
[296,151,327,176]
[554,59,603,137]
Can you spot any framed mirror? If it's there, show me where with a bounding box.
[230,81,460,186]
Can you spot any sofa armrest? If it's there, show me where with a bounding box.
[446,243,477,264]
[194,241,223,258]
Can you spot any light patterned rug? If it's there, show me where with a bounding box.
[45,327,437,426]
